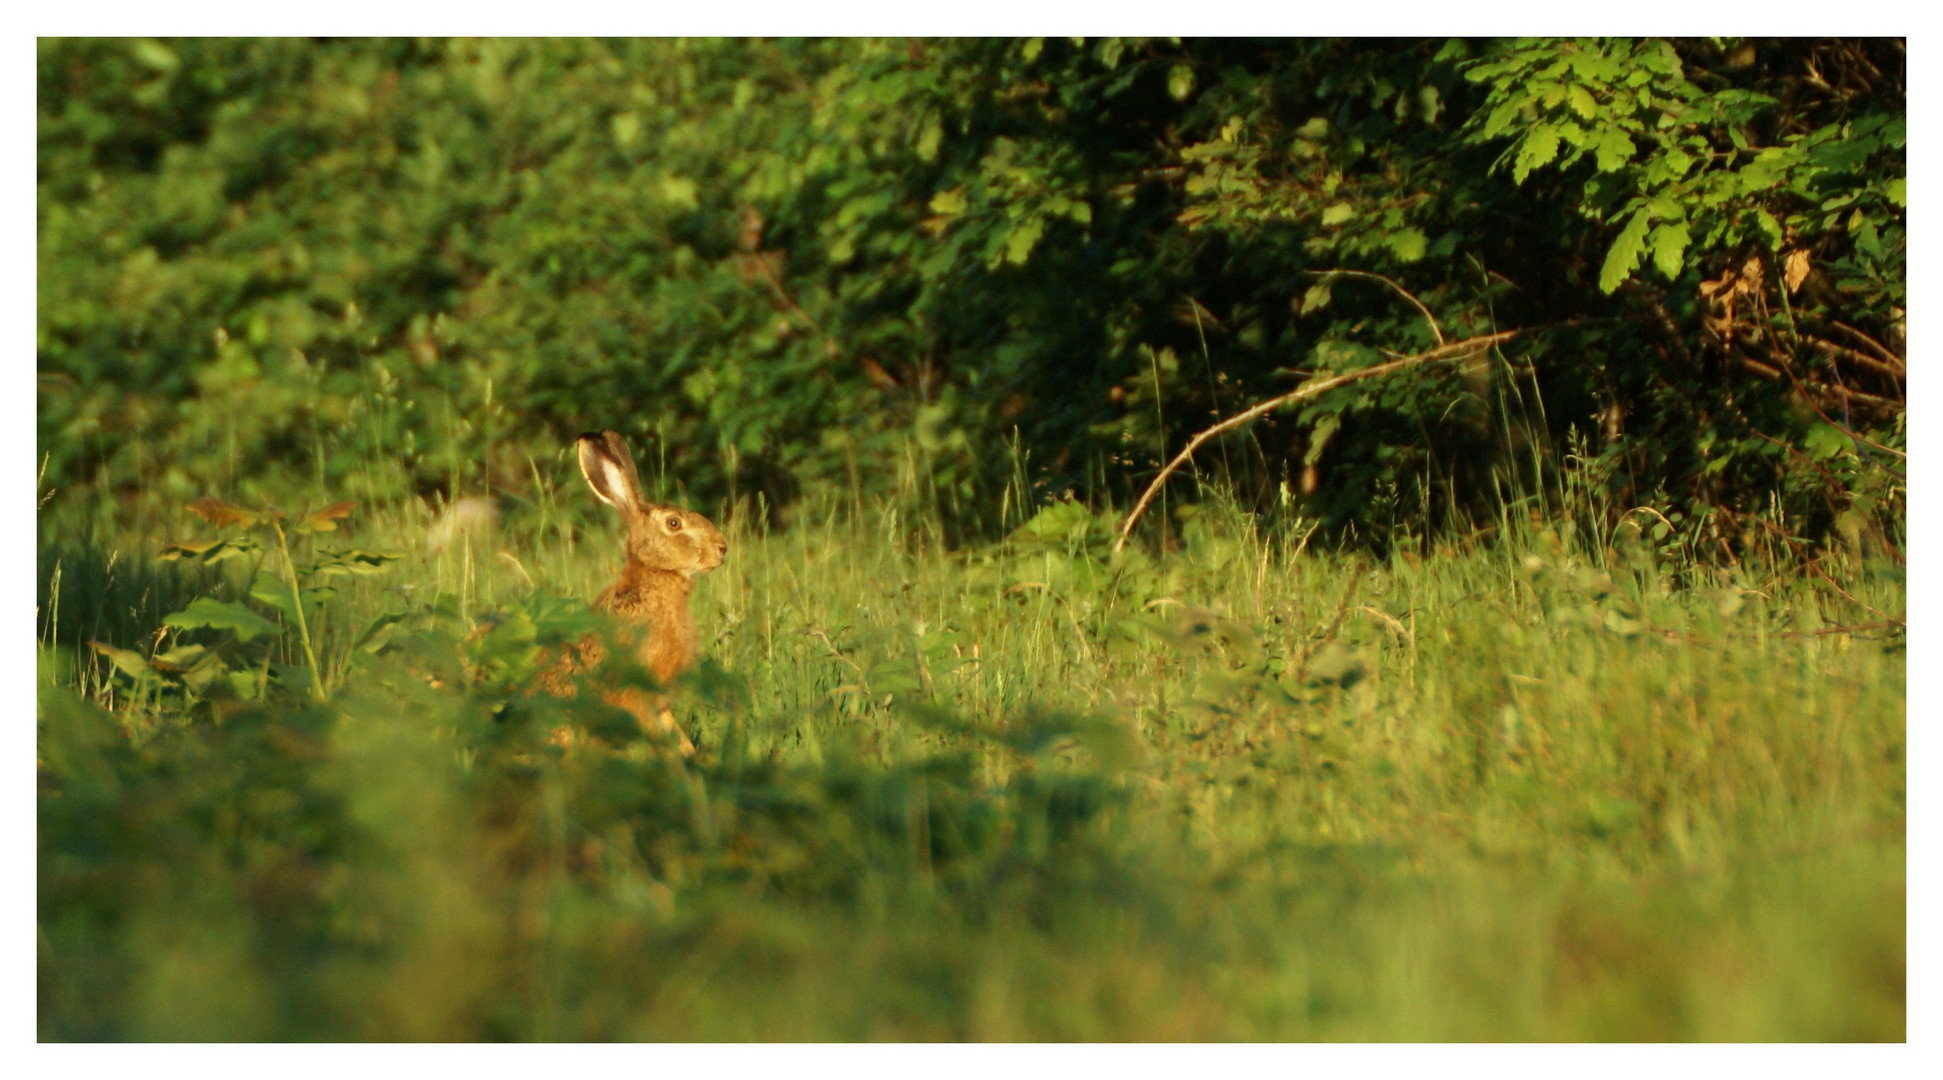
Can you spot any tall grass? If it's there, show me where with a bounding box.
[36,426,1904,1040]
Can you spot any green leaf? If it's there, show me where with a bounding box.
[1512,124,1561,184]
[1646,193,1684,220]
[1593,128,1634,172]
[1386,227,1428,263]
[308,549,403,577]
[1852,212,1884,259]
[610,111,641,148]
[1599,206,1653,293]
[158,535,260,564]
[1649,221,1690,281]
[1481,99,1524,140]
[1885,177,1907,207]
[1803,423,1852,461]
[1300,282,1333,315]
[1304,414,1342,466]
[89,641,154,680]
[1167,65,1195,102]
[130,38,181,73]
[915,118,942,162]
[928,188,966,216]
[1003,216,1044,265]
[1320,203,1356,226]
[1662,145,1696,178]
[1567,84,1598,119]
[249,576,334,623]
[353,612,409,655]
[658,176,699,210]
[162,598,284,643]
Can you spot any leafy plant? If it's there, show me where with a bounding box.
[142,496,399,702]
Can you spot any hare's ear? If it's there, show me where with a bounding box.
[577,430,645,511]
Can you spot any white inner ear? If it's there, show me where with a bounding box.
[599,459,635,510]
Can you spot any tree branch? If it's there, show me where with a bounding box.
[1114,327,1526,552]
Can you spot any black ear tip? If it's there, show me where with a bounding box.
[576,431,604,443]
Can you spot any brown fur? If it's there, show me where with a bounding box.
[540,430,727,755]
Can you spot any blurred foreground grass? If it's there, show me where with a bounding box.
[37,491,1904,1040]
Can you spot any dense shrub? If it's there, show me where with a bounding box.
[37,38,1903,552]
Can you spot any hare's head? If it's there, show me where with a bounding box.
[577,430,728,578]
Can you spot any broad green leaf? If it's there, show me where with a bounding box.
[226,670,262,700]
[1649,221,1690,281]
[1852,212,1884,259]
[162,598,284,643]
[1303,414,1342,466]
[1512,124,1561,184]
[1003,216,1044,265]
[89,641,153,679]
[929,188,966,216]
[1167,65,1195,102]
[353,612,409,654]
[1300,282,1333,315]
[1320,203,1355,226]
[1593,128,1634,172]
[151,644,208,671]
[610,111,641,148]
[1567,84,1598,119]
[1885,177,1906,207]
[308,549,403,576]
[130,38,180,73]
[1803,423,1852,461]
[658,176,699,209]
[1386,227,1428,263]
[1599,206,1653,293]
[158,535,260,564]
[249,572,334,624]
[1481,99,1524,140]
[915,118,942,162]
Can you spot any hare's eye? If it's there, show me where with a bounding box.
[666,515,684,531]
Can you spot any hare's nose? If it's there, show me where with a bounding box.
[717,542,729,560]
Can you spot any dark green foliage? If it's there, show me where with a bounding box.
[38,37,1902,551]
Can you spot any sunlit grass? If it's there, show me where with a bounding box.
[36,474,1905,1040]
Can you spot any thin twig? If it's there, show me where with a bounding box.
[1114,327,1525,551]
[1301,269,1445,347]
[1767,351,1907,459]
[1827,320,1905,369]
[1802,334,1905,381]
[1745,516,1903,625]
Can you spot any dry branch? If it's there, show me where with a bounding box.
[1113,327,1527,552]
[1302,269,1445,347]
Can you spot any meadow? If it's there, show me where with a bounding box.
[37,35,1905,1044]
[36,462,1906,1040]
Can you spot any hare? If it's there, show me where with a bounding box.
[541,430,728,755]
